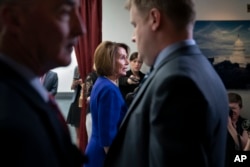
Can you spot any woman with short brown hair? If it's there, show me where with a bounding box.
[84,41,130,167]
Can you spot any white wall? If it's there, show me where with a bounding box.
[56,0,250,95]
[51,50,77,92]
[102,0,150,73]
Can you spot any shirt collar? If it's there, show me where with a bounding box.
[0,53,49,102]
[153,39,196,70]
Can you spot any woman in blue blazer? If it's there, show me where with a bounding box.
[84,41,130,167]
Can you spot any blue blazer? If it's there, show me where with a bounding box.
[105,45,229,167]
[0,60,85,167]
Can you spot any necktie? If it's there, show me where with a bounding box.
[140,71,150,84]
[136,66,154,90]
[48,94,69,134]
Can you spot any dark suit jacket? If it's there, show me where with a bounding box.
[0,60,85,167]
[104,45,229,167]
[43,70,58,96]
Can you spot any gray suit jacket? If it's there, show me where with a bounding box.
[43,70,58,96]
[104,45,229,167]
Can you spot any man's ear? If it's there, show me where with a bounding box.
[0,5,23,33]
[149,8,161,31]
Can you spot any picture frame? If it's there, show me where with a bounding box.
[194,20,250,90]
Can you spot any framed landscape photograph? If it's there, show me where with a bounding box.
[194,20,250,89]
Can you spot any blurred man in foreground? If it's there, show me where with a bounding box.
[0,0,86,166]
